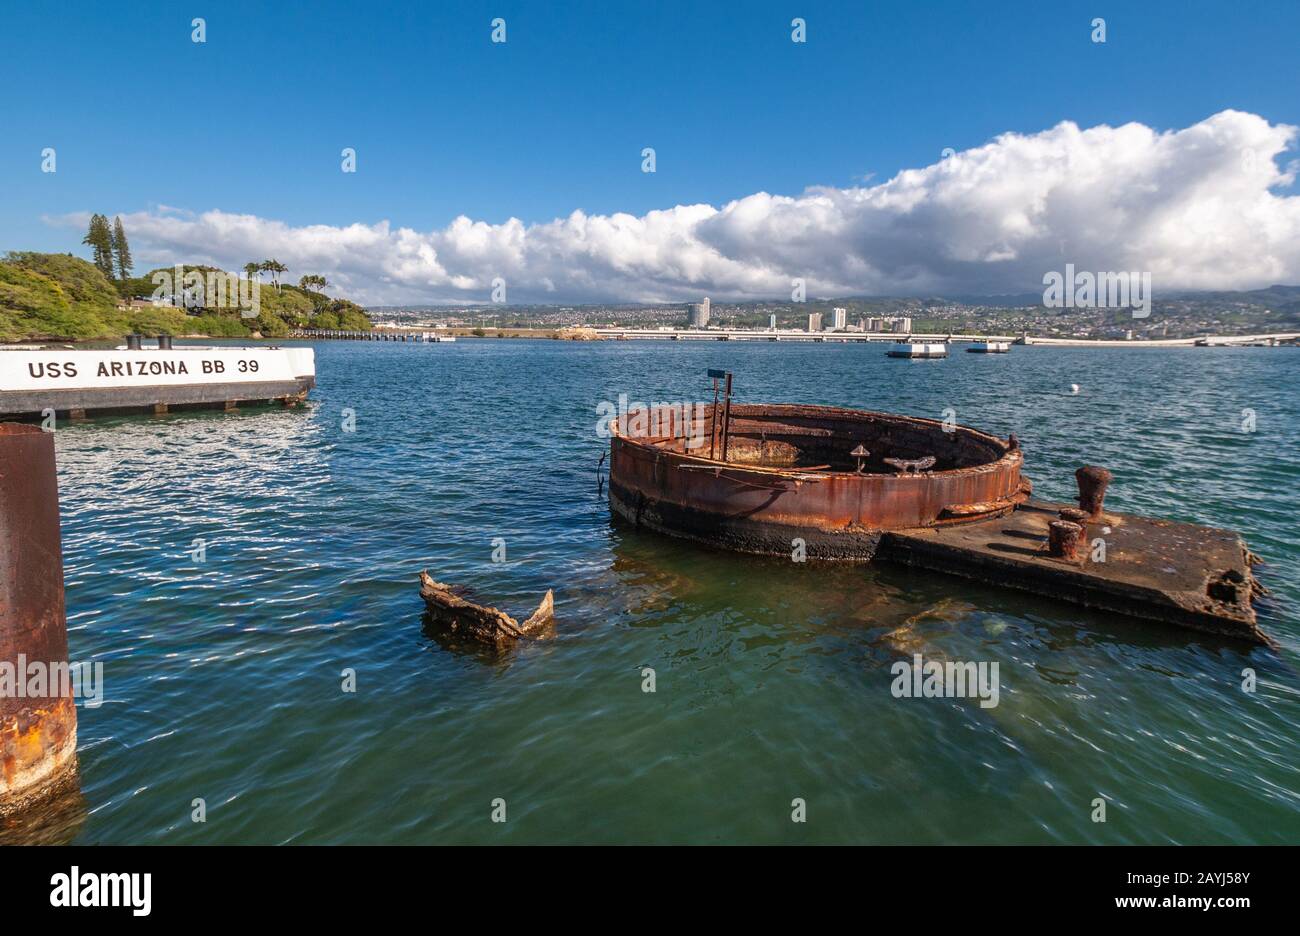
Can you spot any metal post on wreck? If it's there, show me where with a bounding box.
[0,424,78,817]
[707,369,733,462]
[721,371,734,462]
[708,371,721,459]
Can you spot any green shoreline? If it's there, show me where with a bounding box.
[1,252,373,343]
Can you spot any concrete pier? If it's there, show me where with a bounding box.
[0,424,78,816]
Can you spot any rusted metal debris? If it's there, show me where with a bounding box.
[883,455,937,474]
[418,571,554,648]
[1,424,78,817]
[609,402,1030,558]
[606,397,1274,645]
[1075,465,1113,518]
[884,501,1272,646]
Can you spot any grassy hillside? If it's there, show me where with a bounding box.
[0,252,372,342]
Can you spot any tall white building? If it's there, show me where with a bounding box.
[830,307,847,330]
[769,314,777,330]
[866,316,912,333]
[687,301,710,328]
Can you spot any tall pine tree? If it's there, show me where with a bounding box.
[112,216,133,280]
[82,214,115,279]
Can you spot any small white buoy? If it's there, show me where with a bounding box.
[1070,384,1080,394]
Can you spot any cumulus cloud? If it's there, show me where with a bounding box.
[51,110,1300,305]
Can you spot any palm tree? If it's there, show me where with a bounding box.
[260,259,287,291]
[243,262,261,282]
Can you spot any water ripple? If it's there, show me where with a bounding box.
[19,339,1299,844]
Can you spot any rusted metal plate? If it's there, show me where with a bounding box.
[609,404,1027,557]
[0,423,78,815]
[881,501,1270,645]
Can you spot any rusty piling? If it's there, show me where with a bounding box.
[0,424,78,816]
[1059,507,1090,526]
[1076,465,1113,518]
[1047,520,1085,562]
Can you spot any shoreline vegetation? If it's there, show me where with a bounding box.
[1,218,372,343]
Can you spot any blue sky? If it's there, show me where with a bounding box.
[3,0,1299,302]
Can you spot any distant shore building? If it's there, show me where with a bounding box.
[867,316,913,333]
[769,313,777,330]
[830,307,847,331]
[807,312,823,332]
[687,298,711,328]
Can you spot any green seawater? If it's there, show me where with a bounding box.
[8,339,1298,844]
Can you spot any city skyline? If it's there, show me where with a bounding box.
[4,1,1300,304]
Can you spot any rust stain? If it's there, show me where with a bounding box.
[0,424,79,813]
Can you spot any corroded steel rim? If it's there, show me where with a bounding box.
[614,403,1022,482]
[608,403,1030,556]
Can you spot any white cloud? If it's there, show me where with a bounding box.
[50,110,1300,305]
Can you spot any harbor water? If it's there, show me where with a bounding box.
[7,338,1299,844]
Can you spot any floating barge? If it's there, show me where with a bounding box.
[607,397,1270,645]
[888,342,948,358]
[0,337,315,420]
[967,341,1011,353]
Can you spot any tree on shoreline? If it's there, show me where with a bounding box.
[82,214,114,279]
[112,216,133,280]
[260,259,287,290]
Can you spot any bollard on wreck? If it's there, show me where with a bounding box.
[1047,520,1085,562]
[1075,465,1113,519]
[1058,507,1090,526]
[0,424,78,816]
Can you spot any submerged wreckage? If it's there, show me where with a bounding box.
[605,373,1271,646]
[418,571,554,648]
